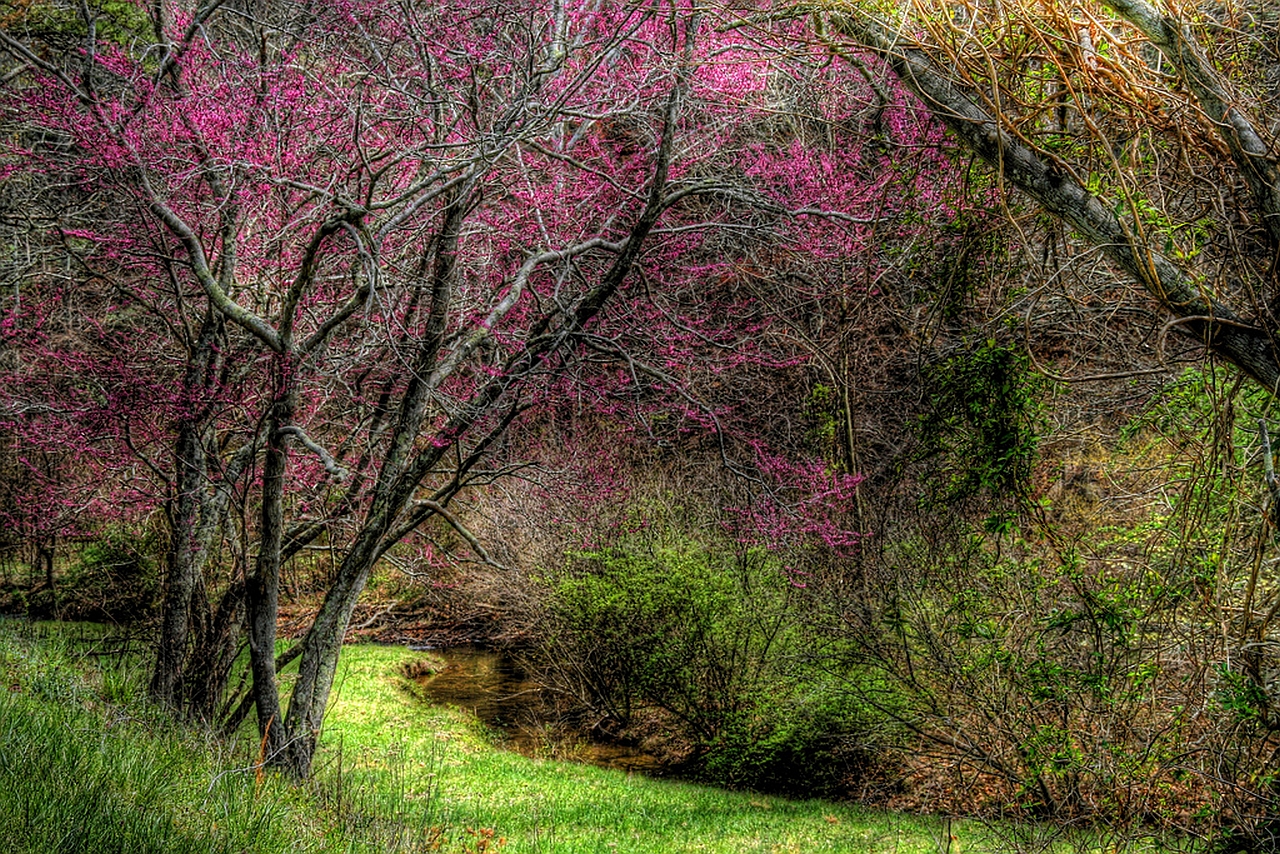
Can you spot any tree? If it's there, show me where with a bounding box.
[784,0,1280,839]
[4,0,708,776]
[818,0,1280,391]
[4,0,972,777]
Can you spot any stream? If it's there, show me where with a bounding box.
[409,646,667,775]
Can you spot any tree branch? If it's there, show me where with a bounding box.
[1104,0,1280,244]
[834,11,1280,395]
[277,426,348,479]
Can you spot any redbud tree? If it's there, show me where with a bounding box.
[1,0,979,777]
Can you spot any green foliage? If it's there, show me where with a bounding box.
[915,340,1047,513]
[59,525,162,622]
[534,542,880,793]
[1120,366,1274,464]
[545,545,736,724]
[6,1,150,51]
[1214,663,1273,725]
[699,686,872,795]
[803,383,839,457]
[540,545,762,723]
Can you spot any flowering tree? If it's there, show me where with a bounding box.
[1,0,981,777]
[3,0,694,775]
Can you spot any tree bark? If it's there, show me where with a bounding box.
[246,363,296,766]
[150,415,206,708]
[150,312,250,719]
[151,312,224,708]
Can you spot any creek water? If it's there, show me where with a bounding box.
[409,646,667,774]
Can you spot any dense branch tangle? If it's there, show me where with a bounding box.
[0,0,675,770]
[817,0,1280,392]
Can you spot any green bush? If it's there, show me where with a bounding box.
[531,543,879,793]
[700,685,874,795]
[915,339,1047,522]
[59,525,162,622]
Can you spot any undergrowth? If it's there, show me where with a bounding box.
[0,617,1192,853]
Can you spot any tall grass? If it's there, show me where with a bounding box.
[0,622,309,853]
[0,622,448,853]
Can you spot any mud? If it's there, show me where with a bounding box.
[408,645,667,775]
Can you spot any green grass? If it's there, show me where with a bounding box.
[319,644,958,853]
[0,620,1185,853]
[0,622,301,854]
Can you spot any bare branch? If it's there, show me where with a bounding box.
[277,426,348,480]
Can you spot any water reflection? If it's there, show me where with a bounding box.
[408,646,667,775]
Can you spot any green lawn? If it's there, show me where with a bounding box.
[1,621,1182,853]
[320,644,959,853]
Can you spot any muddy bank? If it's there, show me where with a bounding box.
[405,646,668,775]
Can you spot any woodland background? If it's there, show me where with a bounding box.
[2,1,1280,851]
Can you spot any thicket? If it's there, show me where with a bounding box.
[466,226,1280,852]
[57,524,164,622]
[512,363,1280,849]
[818,363,1280,851]
[525,539,880,795]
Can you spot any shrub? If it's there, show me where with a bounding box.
[59,524,162,622]
[914,339,1047,525]
[529,542,881,793]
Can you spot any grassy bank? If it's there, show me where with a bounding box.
[0,620,1170,853]
[321,644,950,853]
[0,622,305,853]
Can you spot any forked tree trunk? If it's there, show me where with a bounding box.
[271,192,470,777]
[151,313,249,717]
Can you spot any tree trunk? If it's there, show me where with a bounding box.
[150,417,207,708]
[246,366,296,767]
[36,537,54,608]
[151,312,238,713]
[274,190,470,777]
[279,525,386,776]
[185,577,246,723]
